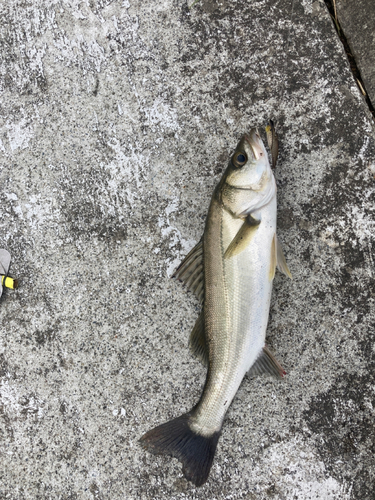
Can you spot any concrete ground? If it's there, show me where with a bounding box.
[337,0,375,106]
[0,0,374,498]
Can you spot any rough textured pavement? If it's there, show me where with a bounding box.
[337,0,375,106]
[0,1,375,499]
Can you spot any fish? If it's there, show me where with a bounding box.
[265,119,278,169]
[0,249,18,297]
[140,129,291,486]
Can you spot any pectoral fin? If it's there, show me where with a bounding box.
[247,345,286,379]
[173,240,204,301]
[189,311,208,366]
[224,215,260,259]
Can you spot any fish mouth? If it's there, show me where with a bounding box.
[244,128,263,160]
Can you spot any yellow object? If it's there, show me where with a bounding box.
[1,275,18,289]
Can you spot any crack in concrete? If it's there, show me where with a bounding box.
[324,0,375,122]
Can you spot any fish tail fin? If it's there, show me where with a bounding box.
[139,413,221,487]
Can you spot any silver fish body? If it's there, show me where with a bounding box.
[140,129,290,486]
[191,181,277,436]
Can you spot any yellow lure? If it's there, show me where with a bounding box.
[1,275,18,289]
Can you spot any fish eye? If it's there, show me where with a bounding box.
[232,152,247,168]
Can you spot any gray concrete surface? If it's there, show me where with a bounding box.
[0,0,375,498]
[337,0,375,107]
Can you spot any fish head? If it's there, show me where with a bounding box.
[225,129,271,191]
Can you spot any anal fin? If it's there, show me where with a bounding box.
[247,345,286,379]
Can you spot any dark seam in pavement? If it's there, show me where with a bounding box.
[324,0,375,123]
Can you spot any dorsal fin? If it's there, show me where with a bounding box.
[173,240,204,301]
